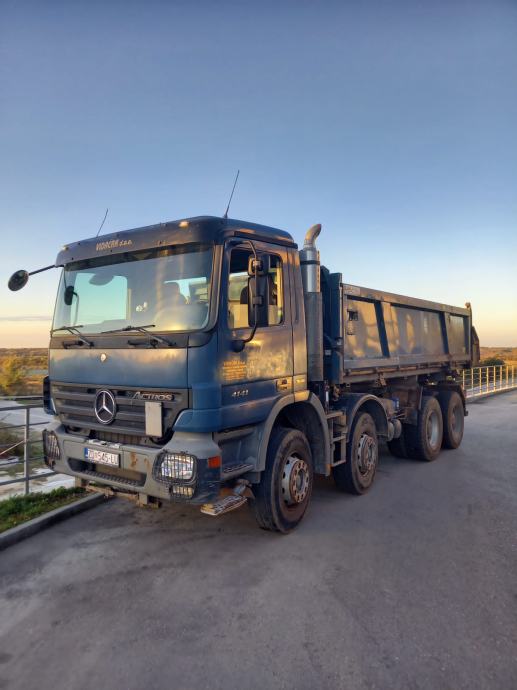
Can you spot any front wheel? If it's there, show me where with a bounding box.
[333,412,378,495]
[252,428,313,533]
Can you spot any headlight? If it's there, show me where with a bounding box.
[43,430,60,465]
[154,452,196,482]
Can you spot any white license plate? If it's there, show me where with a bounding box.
[84,447,120,467]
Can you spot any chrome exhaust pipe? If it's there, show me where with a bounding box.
[300,224,321,294]
[299,224,323,382]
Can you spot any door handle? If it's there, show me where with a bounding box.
[276,378,290,392]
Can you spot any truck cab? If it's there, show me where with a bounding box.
[40,216,329,528]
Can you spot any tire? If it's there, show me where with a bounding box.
[405,396,443,462]
[252,427,313,533]
[439,390,464,449]
[387,427,409,459]
[332,412,378,495]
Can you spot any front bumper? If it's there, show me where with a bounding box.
[43,422,222,503]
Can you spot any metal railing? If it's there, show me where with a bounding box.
[0,398,56,495]
[463,365,517,399]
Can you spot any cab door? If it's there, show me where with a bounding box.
[219,240,294,429]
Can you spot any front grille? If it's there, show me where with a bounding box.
[94,430,143,446]
[52,382,189,441]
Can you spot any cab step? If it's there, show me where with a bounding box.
[200,494,248,517]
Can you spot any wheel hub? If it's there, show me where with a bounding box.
[357,433,377,476]
[281,455,310,505]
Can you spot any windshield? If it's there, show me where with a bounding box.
[52,244,214,334]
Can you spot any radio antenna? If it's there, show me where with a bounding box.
[96,207,109,237]
[223,170,240,219]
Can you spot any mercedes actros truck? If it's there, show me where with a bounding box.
[8,216,479,532]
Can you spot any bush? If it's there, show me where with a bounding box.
[479,357,506,367]
[0,355,27,395]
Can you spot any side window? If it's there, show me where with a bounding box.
[228,248,252,329]
[227,248,284,329]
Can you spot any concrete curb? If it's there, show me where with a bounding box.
[0,493,106,552]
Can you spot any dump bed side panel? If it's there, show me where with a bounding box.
[323,272,473,384]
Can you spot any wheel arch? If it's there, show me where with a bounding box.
[341,394,389,440]
[257,393,330,475]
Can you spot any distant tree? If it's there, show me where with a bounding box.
[479,357,506,367]
[0,355,27,395]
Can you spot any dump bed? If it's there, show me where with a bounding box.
[322,271,478,384]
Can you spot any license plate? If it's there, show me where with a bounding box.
[84,447,120,467]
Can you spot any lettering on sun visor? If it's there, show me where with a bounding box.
[96,239,133,252]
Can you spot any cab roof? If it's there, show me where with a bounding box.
[55,216,296,265]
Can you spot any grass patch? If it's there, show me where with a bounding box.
[0,487,86,533]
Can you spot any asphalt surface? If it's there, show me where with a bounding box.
[1,391,516,690]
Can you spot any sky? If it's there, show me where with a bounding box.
[0,0,516,347]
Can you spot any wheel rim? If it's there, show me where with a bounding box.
[281,455,310,505]
[357,433,377,476]
[426,410,440,448]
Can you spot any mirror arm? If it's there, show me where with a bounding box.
[29,264,57,276]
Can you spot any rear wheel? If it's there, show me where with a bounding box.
[406,396,443,462]
[439,390,464,449]
[252,428,313,533]
[333,412,378,495]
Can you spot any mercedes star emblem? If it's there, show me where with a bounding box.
[94,389,117,425]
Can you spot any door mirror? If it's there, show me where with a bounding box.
[8,270,29,291]
[247,256,262,277]
[64,285,77,306]
[247,275,267,327]
[247,254,271,276]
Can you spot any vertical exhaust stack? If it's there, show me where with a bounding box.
[299,224,324,383]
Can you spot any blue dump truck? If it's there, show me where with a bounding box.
[9,217,479,532]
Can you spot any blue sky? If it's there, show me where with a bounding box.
[1,0,516,347]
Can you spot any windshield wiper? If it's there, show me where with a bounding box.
[52,325,93,348]
[100,324,173,347]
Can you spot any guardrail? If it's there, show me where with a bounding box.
[0,398,56,496]
[463,365,517,399]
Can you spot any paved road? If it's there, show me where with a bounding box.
[1,392,516,690]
